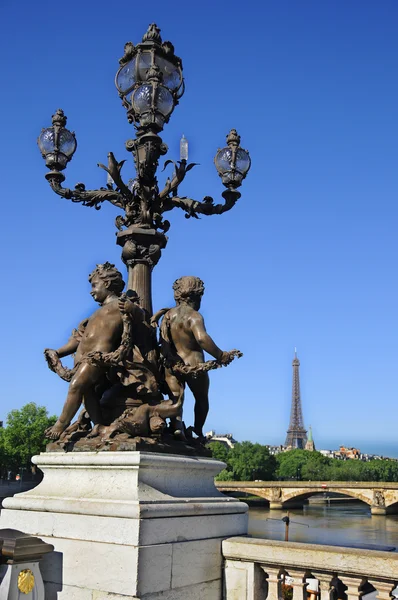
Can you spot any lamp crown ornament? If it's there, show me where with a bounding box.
[226,128,241,147]
[52,108,67,128]
[142,23,162,44]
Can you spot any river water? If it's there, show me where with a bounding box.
[248,501,398,551]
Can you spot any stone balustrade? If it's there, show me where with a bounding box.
[223,537,398,600]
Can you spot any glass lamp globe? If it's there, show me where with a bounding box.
[115,25,184,128]
[214,130,251,189]
[131,72,174,131]
[37,109,77,171]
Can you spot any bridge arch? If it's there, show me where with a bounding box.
[385,499,398,513]
[282,488,372,507]
[218,487,274,502]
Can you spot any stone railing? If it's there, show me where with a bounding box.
[223,537,398,600]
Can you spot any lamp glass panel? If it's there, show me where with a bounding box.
[137,52,153,81]
[38,128,56,154]
[215,148,233,174]
[116,58,137,93]
[176,79,185,99]
[235,148,251,174]
[58,129,77,157]
[133,84,153,113]
[156,87,173,116]
[156,56,182,90]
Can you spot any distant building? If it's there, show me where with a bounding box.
[205,431,237,448]
[318,449,335,459]
[265,445,286,456]
[319,446,397,462]
[305,426,316,451]
[336,446,361,460]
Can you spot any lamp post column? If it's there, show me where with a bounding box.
[117,226,167,316]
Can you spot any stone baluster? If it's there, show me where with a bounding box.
[367,580,397,600]
[339,576,364,600]
[287,569,309,600]
[261,566,281,600]
[224,560,267,600]
[312,573,334,600]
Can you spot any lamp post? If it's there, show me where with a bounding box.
[37,23,251,316]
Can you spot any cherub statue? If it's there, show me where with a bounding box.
[151,276,241,441]
[44,262,151,440]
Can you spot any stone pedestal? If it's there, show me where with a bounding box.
[0,452,248,600]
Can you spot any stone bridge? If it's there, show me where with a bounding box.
[215,481,398,514]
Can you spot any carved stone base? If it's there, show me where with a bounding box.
[47,432,212,456]
[0,452,248,600]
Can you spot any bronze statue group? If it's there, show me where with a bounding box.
[44,263,241,450]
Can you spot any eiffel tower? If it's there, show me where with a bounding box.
[285,349,307,449]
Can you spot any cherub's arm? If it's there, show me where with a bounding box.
[118,297,145,323]
[54,338,79,358]
[190,313,227,361]
[45,318,88,359]
[150,307,170,328]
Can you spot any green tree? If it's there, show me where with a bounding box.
[360,459,398,482]
[216,469,235,481]
[208,441,230,464]
[2,403,56,472]
[301,453,331,480]
[227,441,276,481]
[208,442,232,481]
[276,449,310,480]
[276,449,330,480]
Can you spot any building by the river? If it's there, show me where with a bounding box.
[205,431,237,448]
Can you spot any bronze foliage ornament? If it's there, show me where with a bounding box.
[38,25,250,454]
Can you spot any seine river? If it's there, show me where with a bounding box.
[248,501,398,551]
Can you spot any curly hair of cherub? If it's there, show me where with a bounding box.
[173,276,205,302]
[88,262,125,295]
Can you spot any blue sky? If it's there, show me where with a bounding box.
[1,1,398,457]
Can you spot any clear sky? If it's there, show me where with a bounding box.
[1,1,398,457]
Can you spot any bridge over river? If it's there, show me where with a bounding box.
[215,481,398,514]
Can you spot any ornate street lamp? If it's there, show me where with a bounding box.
[115,23,183,130]
[38,23,251,315]
[215,129,251,189]
[37,109,77,180]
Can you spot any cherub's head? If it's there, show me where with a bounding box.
[89,262,125,304]
[173,276,205,310]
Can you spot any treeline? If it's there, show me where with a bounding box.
[209,442,398,482]
[0,403,56,476]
